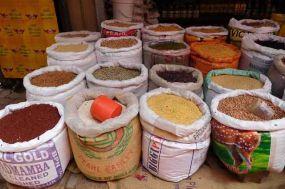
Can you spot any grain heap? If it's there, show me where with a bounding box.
[55,31,100,45]
[93,66,140,81]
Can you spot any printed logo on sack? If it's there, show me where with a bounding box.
[147,135,163,174]
[101,28,137,38]
[0,140,63,188]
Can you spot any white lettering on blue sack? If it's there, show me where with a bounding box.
[0,140,63,188]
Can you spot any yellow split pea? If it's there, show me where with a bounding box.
[147,94,202,125]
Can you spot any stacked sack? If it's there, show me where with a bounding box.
[211,90,285,175]
[46,42,96,71]
[24,66,86,105]
[143,40,190,69]
[240,34,285,74]
[142,23,185,42]
[65,88,141,181]
[184,26,228,45]
[140,88,211,182]
[204,69,272,106]
[190,42,241,76]
[228,18,280,47]
[95,36,142,64]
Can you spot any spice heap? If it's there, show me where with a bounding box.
[106,21,135,27]
[218,95,285,121]
[255,40,285,50]
[157,70,197,83]
[54,44,88,52]
[62,33,90,38]
[242,21,276,28]
[101,38,137,48]
[31,71,77,87]
[150,25,182,32]
[147,94,202,125]
[93,66,140,81]
[192,28,225,33]
[0,104,60,144]
[212,75,263,90]
[149,41,186,50]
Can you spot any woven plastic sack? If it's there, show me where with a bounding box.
[55,31,101,45]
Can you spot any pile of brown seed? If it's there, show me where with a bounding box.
[106,21,135,27]
[218,95,285,121]
[150,25,182,32]
[31,71,77,87]
[62,33,89,38]
[93,66,140,81]
[101,38,137,48]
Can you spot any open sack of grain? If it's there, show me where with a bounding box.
[24,66,86,105]
[86,62,148,97]
[65,88,141,181]
[55,31,101,46]
[142,23,185,42]
[268,55,285,98]
[46,42,96,71]
[95,36,142,64]
[140,88,211,182]
[149,64,203,98]
[143,40,190,69]
[0,101,71,188]
[211,90,285,175]
[184,26,228,45]
[240,34,285,74]
[190,42,241,76]
[228,18,280,47]
[204,69,271,106]
[101,19,143,38]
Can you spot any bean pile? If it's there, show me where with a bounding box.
[31,71,77,87]
[106,21,135,27]
[55,44,88,52]
[157,70,197,83]
[62,33,89,38]
[218,95,285,121]
[147,94,202,125]
[212,75,263,90]
[101,38,137,48]
[150,25,182,32]
[149,41,186,50]
[0,104,60,144]
[242,21,276,28]
[255,40,285,50]
[192,28,224,33]
[93,66,140,81]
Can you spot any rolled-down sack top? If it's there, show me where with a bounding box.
[65,88,141,181]
[142,23,185,42]
[204,68,271,106]
[46,42,94,61]
[140,88,211,182]
[149,64,203,98]
[0,101,71,188]
[228,18,280,43]
[101,19,143,38]
[86,62,148,97]
[55,31,101,44]
[24,65,86,105]
[185,26,228,44]
[241,34,285,58]
[268,55,285,98]
[95,36,142,64]
[211,90,285,175]
[143,40,190,69]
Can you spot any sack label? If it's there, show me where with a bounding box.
[101,28,138,38]
[0,140,63,188]
[146,135,163,174]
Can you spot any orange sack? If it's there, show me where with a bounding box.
[190,42,241,76]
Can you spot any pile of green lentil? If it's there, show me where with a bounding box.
[93,66,141,81]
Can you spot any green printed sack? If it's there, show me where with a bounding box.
[65,88,141,181]
[204,69,271,106]
[211,90,285,175]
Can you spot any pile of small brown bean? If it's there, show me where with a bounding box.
[31,71,77,87]
[150,25,182,32]
[218,95,285,121]
[101,38,137,49]
[93,66,140,81]
[106,21,135,27]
